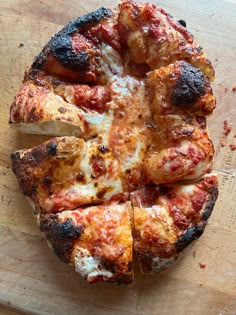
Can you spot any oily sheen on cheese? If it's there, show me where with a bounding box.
[10,0,218,284]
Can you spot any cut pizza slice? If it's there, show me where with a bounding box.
[32,7,123,84]
[119,0,214,80]
[144,115,214,184]
[11,136,126,214]
[9,70,113,137]
[39,202,133,284]
[130,174,218,273]
[146,61,216,116]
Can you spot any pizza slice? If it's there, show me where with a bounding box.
[130,174,218,273]
[144,115,214,184]
[119,0,214,80]
[11,137,126,214]
[146,61,216,116]
[9,70,113,137]
[32,7,123,84]
[39,202,133,284]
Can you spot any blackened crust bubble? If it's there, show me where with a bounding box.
[47,141,57,156]
[171,61,207,107]
[50,35,90,71]
[49,7,112,70]
[40,217,84,263]
[175,223,205,253]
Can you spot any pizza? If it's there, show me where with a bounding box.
[10,0,218,284]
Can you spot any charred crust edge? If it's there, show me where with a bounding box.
[32,7,112,71]
[171,61,207,107]
[175,223,205,253]
[201,185,219,221]
[40,216,84,263]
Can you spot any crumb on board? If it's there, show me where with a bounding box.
[193,251,196,258]
[199,263,206,269]
[232,86,236,92]
[18,43,24,48]
[223,120,232,136]
[224,87,228,92]
[229,144,236,151]
[220,140,226,147]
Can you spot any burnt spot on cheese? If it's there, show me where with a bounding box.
[33,7,112,71]
[98,145,110,154]
[40,216,84,263]
[76,172,85,182]
[171,61,207,107]
[175,223,205,253]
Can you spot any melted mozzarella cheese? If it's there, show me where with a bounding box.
[101,43,124,79]
[74,247,113,281]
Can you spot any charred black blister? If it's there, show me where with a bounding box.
[40,217,84,263]
[50,34,90,71]
[47,141,57,156]
[50,7,111,70]
[10,151,21,161]
[175,224,205,252]
[52,218,83,240]
[171,61,207,107]
[32,7,112,71]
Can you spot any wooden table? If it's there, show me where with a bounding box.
[0,0,236,314]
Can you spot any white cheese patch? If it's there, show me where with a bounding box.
[145,205,174,227]
[74,247,113,281]
[101,44,124,78]
[121,139,146,172]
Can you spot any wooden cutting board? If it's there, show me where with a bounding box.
[0,0,236,314]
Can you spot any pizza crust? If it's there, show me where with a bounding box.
[39,203,133,284]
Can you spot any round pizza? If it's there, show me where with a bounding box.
[10,0,218,284]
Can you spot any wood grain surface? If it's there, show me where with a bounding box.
[0,0,236,314]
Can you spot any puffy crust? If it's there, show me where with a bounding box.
[39,202,133,284]
[147,61,216,116]
[119,0,214,80]
[144,115,214,184]
[130,174,218,273]
[9,70,112,137]
[33,7,116,84]
[11,137,128,214]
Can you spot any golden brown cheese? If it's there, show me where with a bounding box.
[39,202,133,283]
[131,175,218,273]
